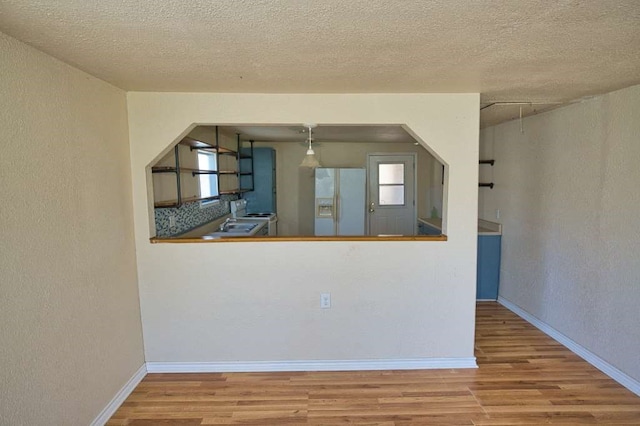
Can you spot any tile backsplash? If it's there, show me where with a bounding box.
[154,195,238,237]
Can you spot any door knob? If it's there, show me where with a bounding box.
[369,202,375,213]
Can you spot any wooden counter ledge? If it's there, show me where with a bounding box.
[150,235,447,243]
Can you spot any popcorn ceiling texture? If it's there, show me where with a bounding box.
[0,0,639,127]
[0,33,144,425]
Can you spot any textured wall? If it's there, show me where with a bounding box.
[0,33,144,424]
[479,84,640,382]
[127,92,479,364]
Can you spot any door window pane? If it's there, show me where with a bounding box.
[379,163,404,184]
[379,185,404,205]
[378,163,405,205]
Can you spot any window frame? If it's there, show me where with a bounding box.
[197,149,219,207]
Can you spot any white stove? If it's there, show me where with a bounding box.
[230,199,277,236]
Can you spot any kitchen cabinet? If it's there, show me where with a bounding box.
[241,148,276,213]
[417,217,502,300]
[477,234,501,300]
[417,220,441,235]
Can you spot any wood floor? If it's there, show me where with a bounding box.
[107,302,640,425]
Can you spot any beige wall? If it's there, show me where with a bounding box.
[479,84,640,383]
[127,92,479,364]
[253,141,442,236]
[0,33,144,424]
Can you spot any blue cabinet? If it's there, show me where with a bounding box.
[477,235,501,300]
[417,221,441,235]
[241,148,276,213]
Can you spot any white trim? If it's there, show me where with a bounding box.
[146,357,477,373]
[91,364,147,426]
[498,296,640,397]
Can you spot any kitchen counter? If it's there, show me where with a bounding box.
[418,218,502,235]
[159,215,268,240]
[150,214,449,243]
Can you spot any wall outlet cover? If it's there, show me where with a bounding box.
[320,293,331,309]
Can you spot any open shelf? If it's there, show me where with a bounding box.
[180,136,238,155]
[152,166,218,175]
[479,160,495,188]
[154,195,221,208]
[219,188,252,195]
[153,128,255,208]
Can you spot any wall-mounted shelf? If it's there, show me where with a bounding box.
[153,127,255,208]
[479,159,495,188]
[154,195,221,208]
[238,134,255,192]
[220,188,252,195]
[180,136,234,154]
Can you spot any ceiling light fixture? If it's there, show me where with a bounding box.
[299,123,321,168]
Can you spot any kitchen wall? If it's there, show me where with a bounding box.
[0,32,144,425]
[127,93,479,366]
[253,141,443,236]
[154,195,238,237]
[479,84,640,384]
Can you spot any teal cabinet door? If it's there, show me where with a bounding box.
[242,148,276,213]
[477,235,501,300]
[419,223,441,235]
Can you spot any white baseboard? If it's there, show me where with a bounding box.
[498,296,640,397]
[91,364,147,426]
[146,357,477,373]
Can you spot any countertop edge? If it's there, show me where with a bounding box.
[150,235,448,244]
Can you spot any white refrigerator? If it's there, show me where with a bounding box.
[314,168,366,236]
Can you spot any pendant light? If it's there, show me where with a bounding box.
[299,123,321,168]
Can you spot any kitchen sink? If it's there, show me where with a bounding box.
[225,223,257,231]
[202,220,262,238]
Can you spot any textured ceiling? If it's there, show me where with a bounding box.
[1,0,639,127]
[219,125,417,144]
[219,125,416,145]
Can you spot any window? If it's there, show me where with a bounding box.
[197,150,218,205]
[378,163,405,205]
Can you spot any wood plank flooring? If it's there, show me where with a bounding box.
[107,302,640,425]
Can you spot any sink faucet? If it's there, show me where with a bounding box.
[219,218,236,231]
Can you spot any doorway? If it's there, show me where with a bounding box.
[367,153,417,235]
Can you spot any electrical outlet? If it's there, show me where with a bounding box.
[320,293,331,309]
[169,214,176,227]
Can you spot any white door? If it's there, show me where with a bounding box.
[367,154,416,235]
